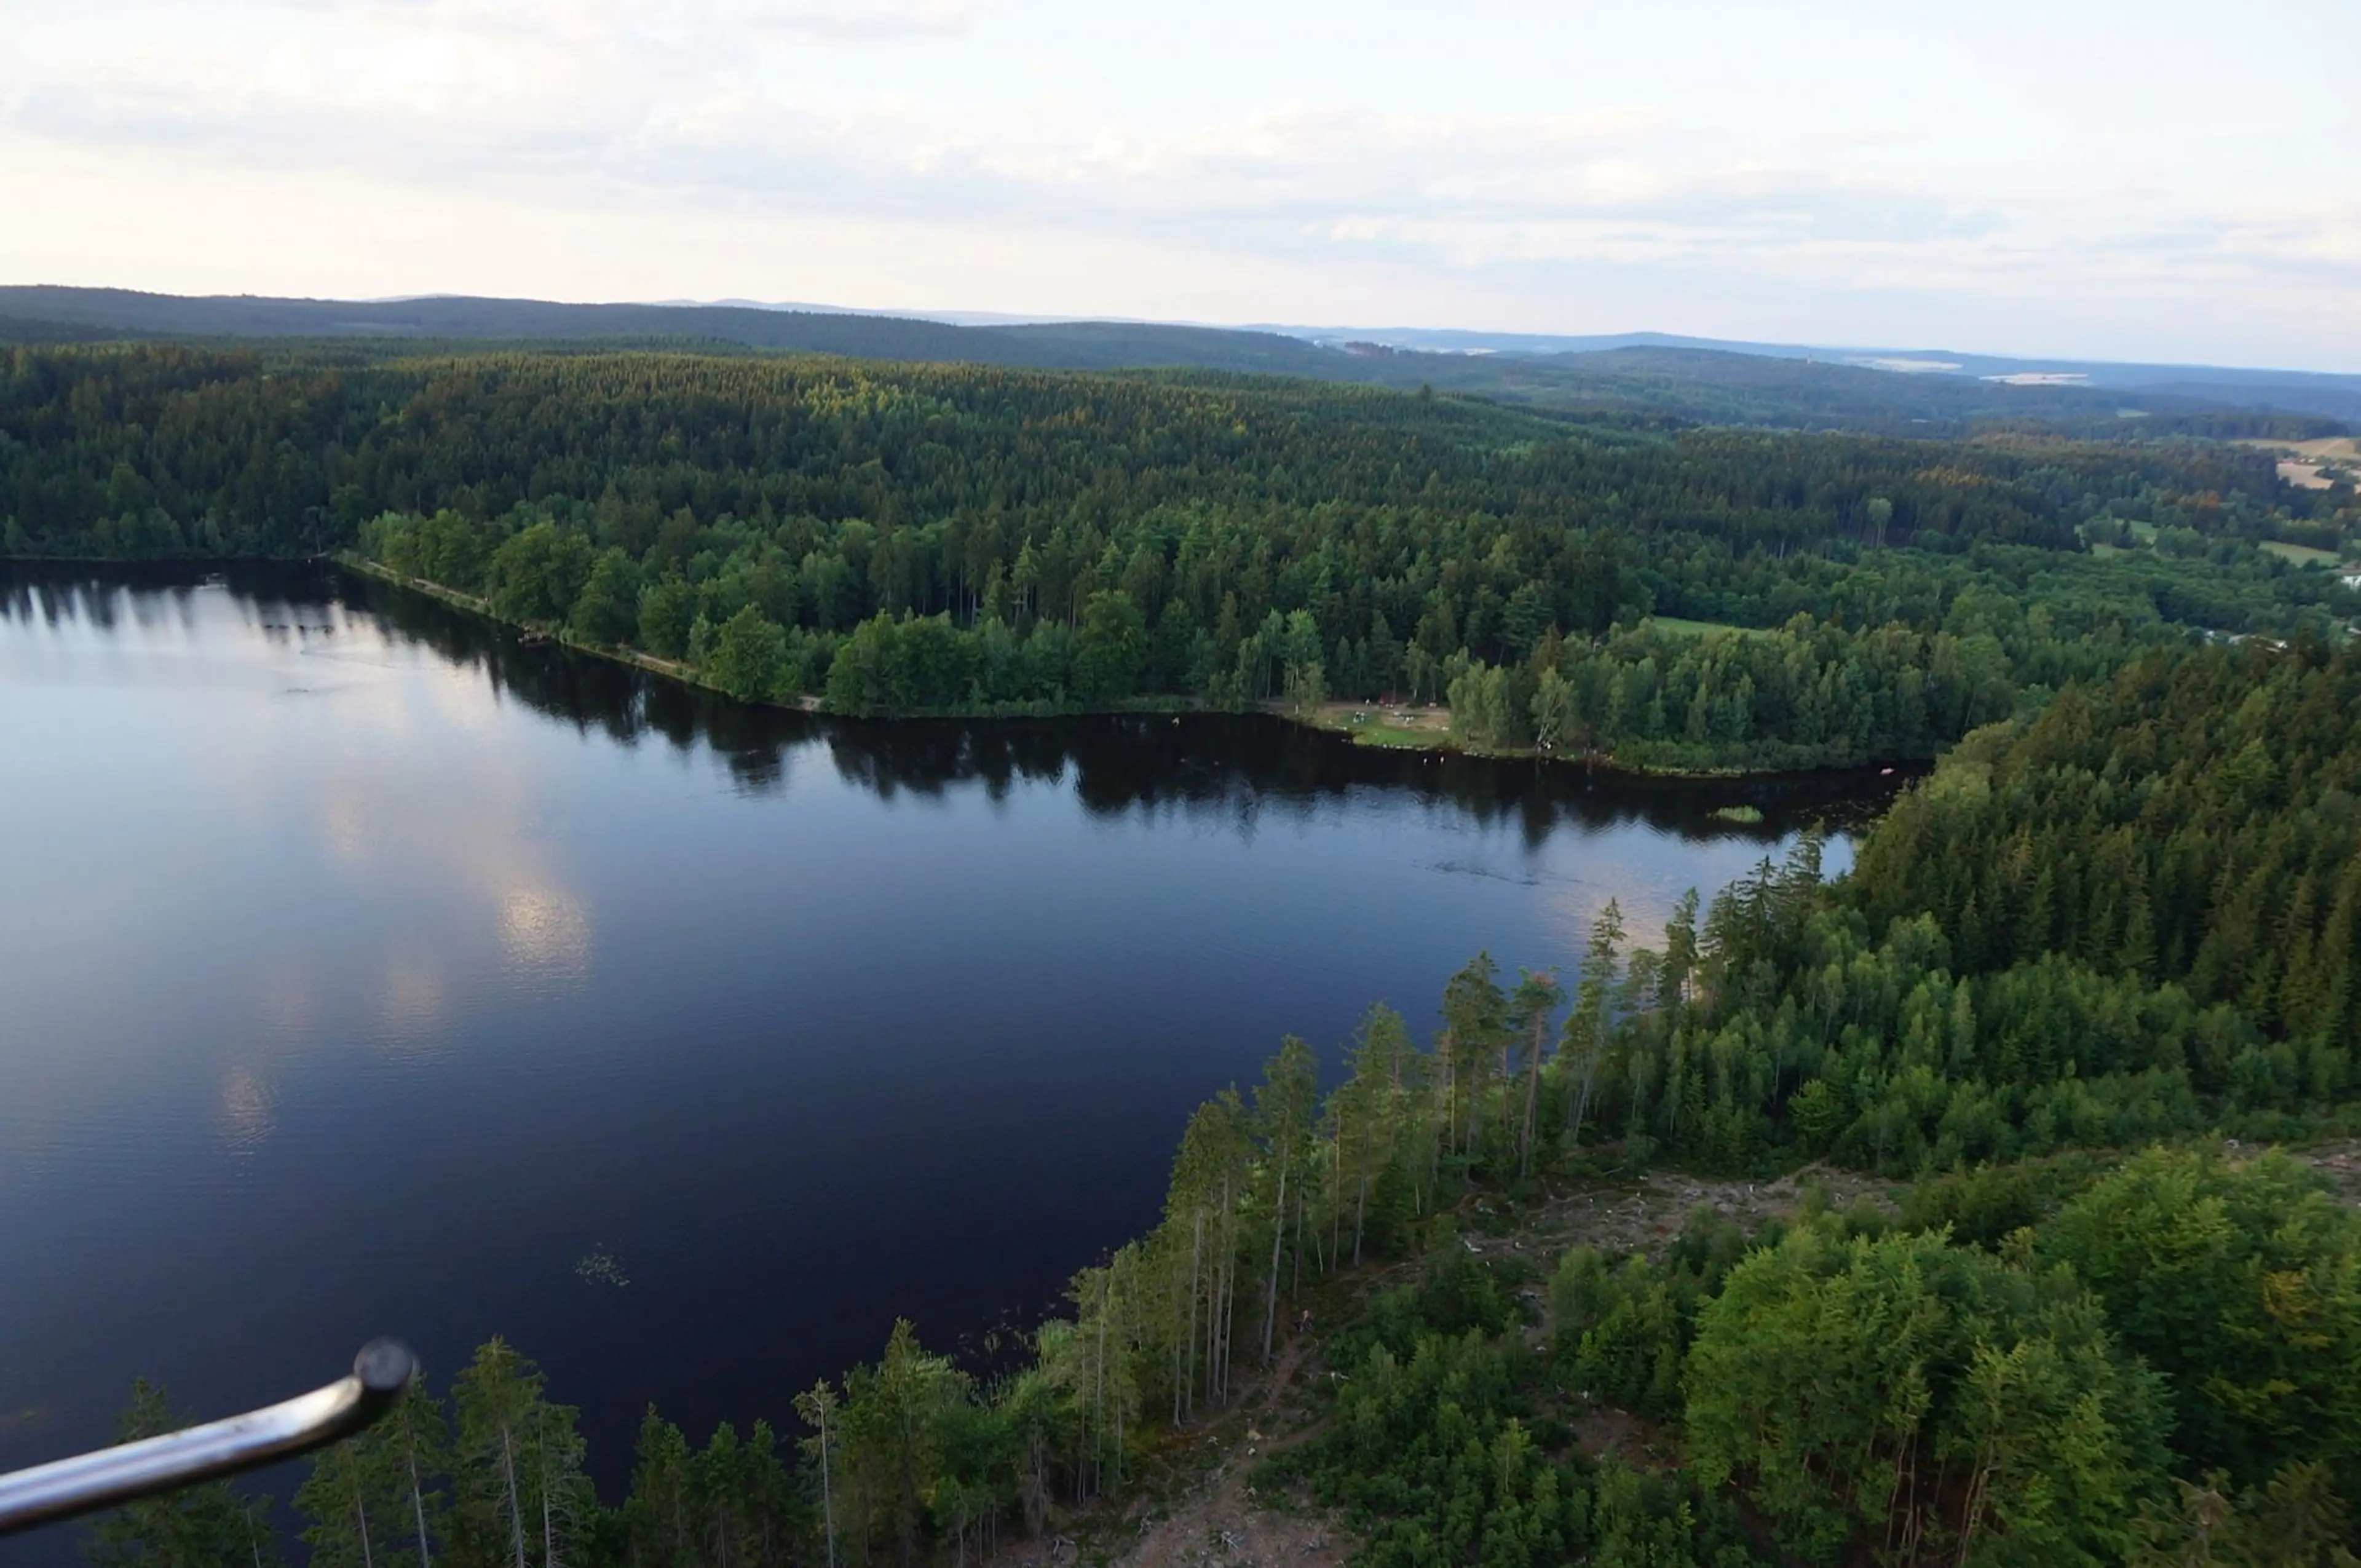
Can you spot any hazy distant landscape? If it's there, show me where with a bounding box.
[8,284,2359,432]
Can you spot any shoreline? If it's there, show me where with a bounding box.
[17,553,1931,787]
[336,555,829,711]
[1278,699,1896,779]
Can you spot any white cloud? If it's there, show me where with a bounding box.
[1,0,2357,366]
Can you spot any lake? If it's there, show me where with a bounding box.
[0,564,1900,1550]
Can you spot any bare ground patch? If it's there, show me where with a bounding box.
[2292,1138,2361,1208]
[1008,1142,2348,1568]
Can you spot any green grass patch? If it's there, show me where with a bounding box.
[1644,615,1772,640]
[1350,724,1450,750]
[1307,705,1458,752]
[2262,540,2341,566]
[1710,804,1766,825]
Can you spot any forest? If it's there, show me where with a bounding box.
[13,333,2361,1563]
[6,287,2358,432]
[82,635,2361,1567]
[4,343,2356,772]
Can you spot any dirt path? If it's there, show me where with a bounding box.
[1096,1333,1345,1568]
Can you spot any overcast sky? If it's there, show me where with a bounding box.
[4,0,2356,369]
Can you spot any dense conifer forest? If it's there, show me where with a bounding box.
[74,636,2361,1568]
[4,343,2355,771]
[15,335,2361,1565]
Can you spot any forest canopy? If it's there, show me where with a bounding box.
[5,343,2355,772]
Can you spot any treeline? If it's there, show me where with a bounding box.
[1445,616,2019,769]
[86,635,2361,1567]
[113,1146,2361,1568]
[6,344,2356,767]
[97,1324,1080,1568]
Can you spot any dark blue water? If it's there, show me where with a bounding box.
[0,565,1897,1551]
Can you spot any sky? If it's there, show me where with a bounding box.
[3,0,2357,370]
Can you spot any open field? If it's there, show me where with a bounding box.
[2238,435,2359,490]
[2262,540,2344,566]
[2239,436,2361,462]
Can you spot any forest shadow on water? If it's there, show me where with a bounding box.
[0,563,1907,1554]
[326,564,1901,844]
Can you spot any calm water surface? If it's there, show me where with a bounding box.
[0,566,1899,1548]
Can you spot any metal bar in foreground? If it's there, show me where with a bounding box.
[0,1340,415,1539]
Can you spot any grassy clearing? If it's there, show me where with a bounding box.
[2263,540,2343,566]
[2239,436,2361,462]
[1302,702,1457,750]
[1643,615,1771,639]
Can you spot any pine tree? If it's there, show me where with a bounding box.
[450,1339,591,1568]
[85,1381,282,1568]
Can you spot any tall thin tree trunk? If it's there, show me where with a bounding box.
[1225,1184,1240,1403]
[1292,1179,1304,1295]
[818,1404,837,1568]
[1262,1148,1289,1364]
[1354,1173,1368,1267]
[540,1411,561,1568]
[1329,1125,1343,1273]
[1092,1288,1107,1499]
[1520,1013,1546,1177]
[1182,1210,1203,1423]
[1440,1033,1456,1159]
[1204,1195,1222,1408]
[409,1441,435,1568]
[500,1427,527,1568]
[1572,1055,1598,1151]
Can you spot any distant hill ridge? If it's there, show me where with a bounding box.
[2,285,2353,434]
[0,285,1349,373]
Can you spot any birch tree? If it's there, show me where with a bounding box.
[1254,1036,1319,1365]
[793,1382,842,1568]
[1559,902,1625,1150]
[1440,954,1506,1158]
[1160,1089,1252,1411]
[1332,1004,1411,1265]
[1506,969,1559,1178]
